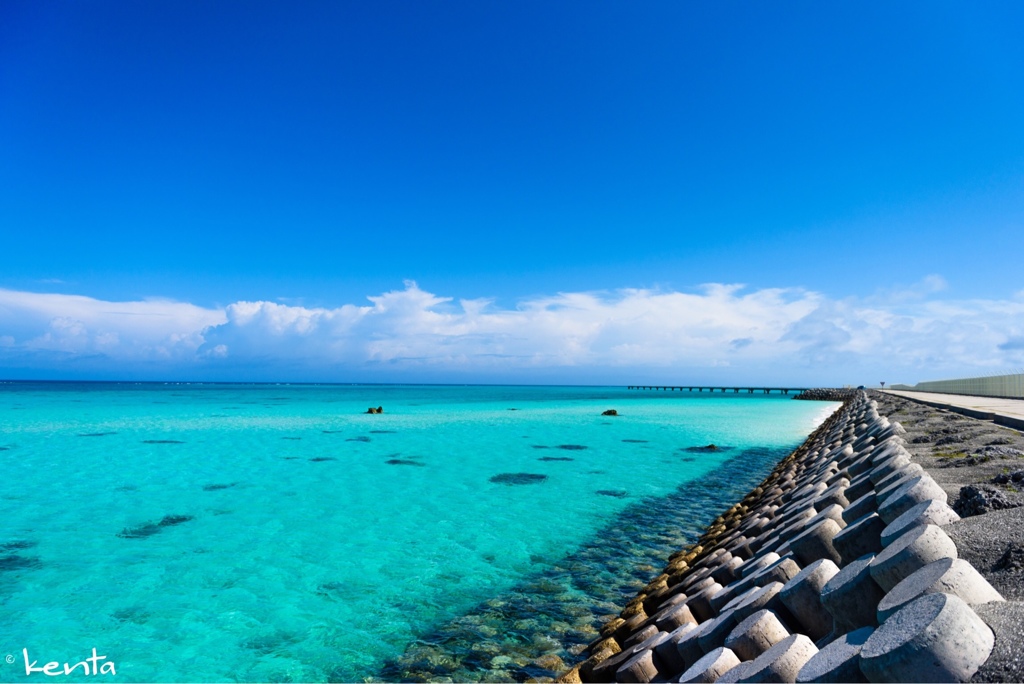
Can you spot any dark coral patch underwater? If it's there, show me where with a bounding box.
[386,459,426,467]
[118,515,195,539]
[682,444,735,453]
[0,554,42,572]
[489,473,548,485]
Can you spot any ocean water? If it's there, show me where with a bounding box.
[0,383,835,682]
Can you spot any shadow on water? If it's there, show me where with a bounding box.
[372,445,791,683]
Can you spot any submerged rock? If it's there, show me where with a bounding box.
[683,444,733,453]
[0,554,42,572]
[0,540,36,551]
[386,459,426,467]
[118,515,195,539]
[489,473,548,485]
[622,439,648,443]
[596,490,628,498]
[202,483,237,491]
[309,457,337,462]
[538,456,574,462]
[346,436,371,443]
[142,439,185,444]
[556,445,588,451]
[601,410,618,416]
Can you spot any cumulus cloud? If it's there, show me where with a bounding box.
[1,280,1023,384]
[0,289,225,373]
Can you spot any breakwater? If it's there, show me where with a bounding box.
[561,390,1017,683]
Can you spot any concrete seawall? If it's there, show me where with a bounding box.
[559,390,1024,683]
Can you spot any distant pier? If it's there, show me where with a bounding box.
[627,385,809,395]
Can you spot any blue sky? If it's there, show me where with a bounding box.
[2,2,1024,383]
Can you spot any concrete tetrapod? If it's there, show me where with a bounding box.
[788,518,844,566]
[730,582,796,628]
[654,602,697,631]
[795,626,873,683]
[714,660,757,683]
[698,607,742,655]
[676,620,714,671]
[621,624,658,649]
[615,647,661,683]
[879,498,960,547]
[624,631,670,659]
[841,491,879,525]
[724,609,790,661]
[875,557,1004,622]
[652,624,690,673]
[868,524,958,592]
[678,647,742,684]
[877,475,949,524]
[779,558,839,640]
[872,465,924,501]
[844,476,877,505]
[741,633,819,683]
[858,593,994,683]
[738,551,781,579]
[832,513,885,566]
[820,554,885,634]
[688,582,724,622]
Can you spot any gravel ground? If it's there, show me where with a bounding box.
[875,391,1024,683]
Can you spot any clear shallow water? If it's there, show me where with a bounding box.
[0,383,835,682]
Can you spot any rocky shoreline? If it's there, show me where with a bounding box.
[559,390,1024,683]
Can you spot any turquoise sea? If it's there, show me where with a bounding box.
[0,383,836,682]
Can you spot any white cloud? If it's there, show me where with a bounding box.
[1,280,1023,384]
[0,289,225,366]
